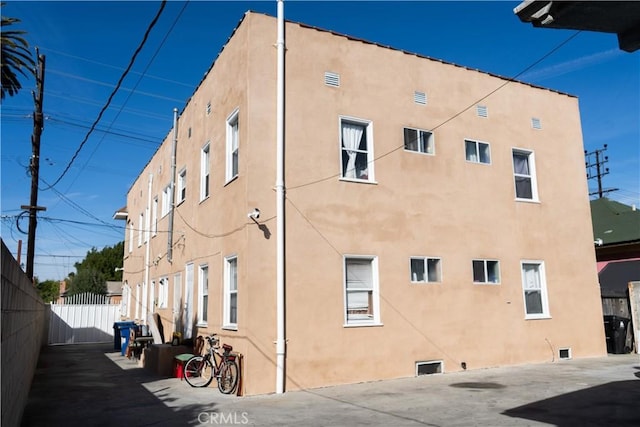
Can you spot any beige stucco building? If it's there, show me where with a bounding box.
[118,11,607,396]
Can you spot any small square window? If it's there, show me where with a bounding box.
[404,128,434,155]
[472,259,500,284]
[410,257,442,283]
[465,139,491,164]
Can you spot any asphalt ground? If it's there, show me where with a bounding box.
[21,343,640,426]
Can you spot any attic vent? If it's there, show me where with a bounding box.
[206,102,211,115]
[531,117,542,129]
[416,360,443,376]
[324,71,340,87]
[476,105,488,118]
[559,348,571,359]
[414,91,427,105]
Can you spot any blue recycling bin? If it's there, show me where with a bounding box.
[113,321,137,353]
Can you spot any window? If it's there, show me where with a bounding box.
[513,149,538,201]
[472,259,500,284]
[226,109,239,182]
[465,139,491,164]
[158,277,168,309]
[151,197,158,237]
[128,222,134,253]
[177,168,187,204]
[224,256,238,329]
[198,265,209,325]
[161,184,171,217]
[340,117,374,181]
[138,213,144,247]
[200,143,210,200]
[521,261,550,318]
[404,128,434,155]
[344,256,380,326]
[410,257,442,283]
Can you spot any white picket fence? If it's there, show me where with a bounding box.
[48,293,120,345]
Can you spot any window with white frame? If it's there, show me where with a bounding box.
[177,168,187,204]
[138,213,144,247]
[344,256,380,325]
[226,109,239,182]
[158,277,169,309]
[200,143,210,200]
[340,117,374,181]
[472,259,500,284]
[198,265,209,325]
[152,196,158,237]
[512,149,538,201]
[224,256,238,328]
[128,222,134,253]
[465,139,491,164]
[161,184,171,217]
[410,257,442,283]
[521,261,549,318]
[404,127,434,155]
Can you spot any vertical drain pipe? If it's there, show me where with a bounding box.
[275,0,286,394]
[144,172,153,324]
[168,107,178,263]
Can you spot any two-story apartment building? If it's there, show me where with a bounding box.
[118,11,607,396]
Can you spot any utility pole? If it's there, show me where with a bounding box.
[22,48,46,281]
[585,144,618,199]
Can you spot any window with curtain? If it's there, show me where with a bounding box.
[344,256,380,325]
[341,118,374,181]
[198,265,209,325]
[161,184,171,217]
[410,257,442,283]
[224,256,238,328]
[465,139,491,164]
[226,109,239,182]
[472,259,500,284]
[513,149,538,201]
[404,128,434,154]
[521,261,549,318]
[200,143,210,200]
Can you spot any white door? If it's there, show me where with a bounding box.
[173,272,183,336]
[184,263,194,339]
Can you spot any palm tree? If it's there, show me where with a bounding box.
[1,3,35,100]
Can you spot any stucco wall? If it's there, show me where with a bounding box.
[121,12,607,396]
[1,240,46,426]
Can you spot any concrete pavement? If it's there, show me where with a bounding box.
[21,343,640,426]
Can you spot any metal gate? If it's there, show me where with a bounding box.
[48,293,120,345]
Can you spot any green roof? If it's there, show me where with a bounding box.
[590,198,640,245]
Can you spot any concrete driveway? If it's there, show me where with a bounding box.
[22,343,640,426]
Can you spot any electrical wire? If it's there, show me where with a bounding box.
[44,0,168,190]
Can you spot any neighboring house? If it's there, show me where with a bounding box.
[56,280,123,305]
[591,197,640,351]
[116,11,606,396]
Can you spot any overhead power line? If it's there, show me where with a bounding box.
[44,0,168,190]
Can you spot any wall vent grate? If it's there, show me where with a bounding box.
[324,71,340,87]
[476,105,488,118]
[414,91,427,105]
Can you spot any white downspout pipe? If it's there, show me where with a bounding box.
[275,0,286,394]
[144,172,153,324]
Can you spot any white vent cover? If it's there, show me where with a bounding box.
[324,71,340,87]
[531,117,542,129]
[476,105,488,118]
[414,91,427,105]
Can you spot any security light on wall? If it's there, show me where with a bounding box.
[248,208,260,221]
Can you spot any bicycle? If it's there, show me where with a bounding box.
[183,334,239,394]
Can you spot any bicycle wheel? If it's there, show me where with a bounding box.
[184,356,214,388]
[217,359,239,394]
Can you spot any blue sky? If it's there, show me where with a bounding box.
[2,1,639,281]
